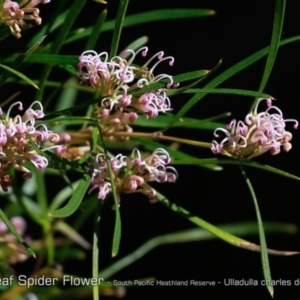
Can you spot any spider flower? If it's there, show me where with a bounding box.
[211,98,298,159]
[0,101,61,191]
[0,0,50,38]
[88,148,178,203]
[78,47,177,120]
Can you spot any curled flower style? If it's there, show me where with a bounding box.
[0,101,61,191]
[211,98,298,159]
[78,47,177,125]
[88,148,178,203]
[0,0,50,38]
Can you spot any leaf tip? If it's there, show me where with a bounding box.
[209,10,216,16]
[268,285,274,298]
[214,166,223,171]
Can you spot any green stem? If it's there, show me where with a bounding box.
[104,131,211,148]
[93,200,103,300]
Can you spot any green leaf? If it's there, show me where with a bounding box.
[133,114,225,130]
[157,192,298,256]
[0,64,39,89]
[172,158,300,182]
[120,36,149,57]
[0,209,36,258]
[49,173,91,218]
[184,88,275,99]
[92,201,103,300]
[132,138,222,171]
[165,35,300,130]
[100,221,297,279]
[3,54,79,65]
[85,9,107,50]
[43,151,86,172]
[0,36,45,86]
[240,166,273,297]
[251,0,286,111]
[97,124,122,257]
[65,9,215,45]
[109,0,129,58]
[131,70,209,96]
[36,0,88,99]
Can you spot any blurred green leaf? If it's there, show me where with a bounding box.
[133,138,222,171]
[65,9,215,44]
[109,0,129,58]
[49,173,91,218]
[120,36,149,57]
[184,88,275,99]
[85,9,107,50]
[157,192,298,255]
[37,0,88,99]
[0,64,39,89]
[172,158,300,181]
[0,209,36,258]
[133,114,225,130]
[100,221,298,279]
[251,0,286,112]
[165,35,300,130]
[240,166,273,297]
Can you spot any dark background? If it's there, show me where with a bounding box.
[5,0,300,299]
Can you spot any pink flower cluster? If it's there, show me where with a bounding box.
[211,98,298,159]
[0,101,61,191]
[78,47,177,126]
[0,0,50,38]
[88,148,178,203]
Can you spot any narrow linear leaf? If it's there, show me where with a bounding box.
[165,35,300,130]
[0,64,39,89]
[37,0,88,99]
[100,221,297,279]
[251,0,286,111]
[157,192,298,256]
[0,209,36,258]
[0,36,45,86]
[49,173,91,218]
[97,124,122,257]
[92,201,103,300]
[3,54,79,65]
[172,158,300,182]
[167,59,222,97]
[120,36,149,57]
[131,70,209,96]
[56,221,91,250]
[133,114,225,130]
[109,0,129,58]
[85,9,107,50]
[184,88,275,99]
[133,138,221,171]
[65,9,215,45]
[240,166,273,297]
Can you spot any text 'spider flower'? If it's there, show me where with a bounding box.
[0,101,62,191]
[0,0,50,38]
[78,47,178,140]
[211,98,298,159]
[88,148,178,203]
